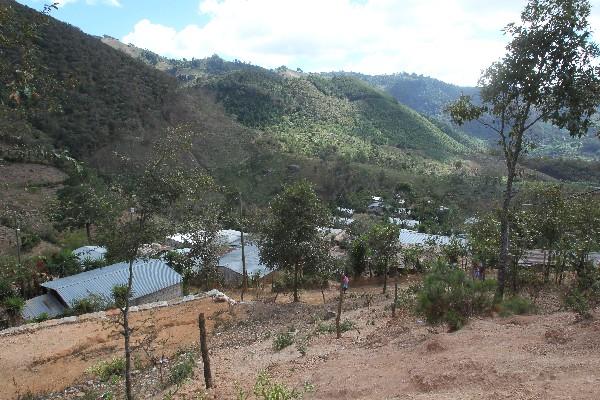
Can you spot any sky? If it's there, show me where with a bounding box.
[16,0,600,86]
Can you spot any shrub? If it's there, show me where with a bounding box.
[168,353,195,386]
[68,294,109,316]
[3,295,25,318]
[415,262,496,331]
[30,312,50,323]
[565,288,592,319]
[253,371,306,400]
[273,331,294,351]
[0,278,15,301]
[316,319,354,334]
[87,357,125,382]
[498,296,535,317]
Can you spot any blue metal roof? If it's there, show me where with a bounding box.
[218,243,267,276]
[42,259,182,306]
[399,229,466,246]
[22,294,67,320]
[72,246,107,262]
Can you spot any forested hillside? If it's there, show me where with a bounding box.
[1,0,504,219]
[348,72,600,159]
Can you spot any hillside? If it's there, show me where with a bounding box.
[347,72,600,159]
[0,0,501,207]
[2,284,600,399]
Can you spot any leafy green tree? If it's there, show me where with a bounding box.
[178,203,224,290]
[365,223,401,293]
[348,235,369,277]
[49,172,114,243]
[447,0,600,298]
[257,180,330,302]
[96,127,212,400]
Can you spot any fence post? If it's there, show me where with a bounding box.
[198,313,213,388]
[392,282,398,317]
[335,282,344,339]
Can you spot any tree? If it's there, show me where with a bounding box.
[447,0,600,298]
[49,171,113,243]
[257,180,330,302]
[179,204,224,291]
[366,223,400,294]
[96,127,211,400]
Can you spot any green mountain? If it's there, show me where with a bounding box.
[2,0,499,217]
[344,72,600,159]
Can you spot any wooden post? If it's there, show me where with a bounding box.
[392,282,398,317]
[335,281,344,339]
[198,313,213,389]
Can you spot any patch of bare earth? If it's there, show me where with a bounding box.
[2,283,600,399]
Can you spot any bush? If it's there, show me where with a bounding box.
[68,294,109,316]
[3,295,25,318]
[252,371,308,400]
[0,278,15,301]
[30,312,50,323]
[565,288,592,319]
[316,319,354,334]
[273,331,294,351]
[415,262,496,331]
[87,357,125,382]
[168,353,195,386]
[498,296,535,317]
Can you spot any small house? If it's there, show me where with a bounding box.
[22,259,182,320]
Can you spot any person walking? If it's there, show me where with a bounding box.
[342,273,350,293]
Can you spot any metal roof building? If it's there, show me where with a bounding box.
[41,259,182,307]
[399,229,466,247]
[72,246,107,263]
[22,293,67,320]
[218,243,267,277]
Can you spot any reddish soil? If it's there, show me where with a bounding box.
[2,283,600,400]
[0,298,229,399]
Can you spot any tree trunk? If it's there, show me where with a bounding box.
[497,169,515,300]
[293,264,299,302]
[382,263,388,294]
[85,221,91,243]
[124,259,134,400]
[335,282,344,339]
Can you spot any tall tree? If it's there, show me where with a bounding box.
[366,222,401,294]
[447,0,600,298]
[97,127,211,400]
[49,171,113,243]
[257,180,330,302]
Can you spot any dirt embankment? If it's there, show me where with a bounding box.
[0,297,229,399]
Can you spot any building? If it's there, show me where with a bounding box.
[22,259,182,320]
[390,218,420,228]
[72,246,107,263]
[399,229,466,247]
[217,243,267,286]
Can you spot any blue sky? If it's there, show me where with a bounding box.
[16,0,600,86]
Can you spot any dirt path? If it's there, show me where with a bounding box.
[0,298,229,399]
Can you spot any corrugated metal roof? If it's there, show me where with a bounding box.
[218,243,267,276]
[399,229,466,246]
[22,293,66,320]
[390,218,420,228]
[169,230,243,247]
[72,246,107,262]
[42,259,182,306]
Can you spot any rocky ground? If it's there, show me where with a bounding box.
[2,281,600,400]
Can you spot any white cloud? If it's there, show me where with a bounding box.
[122,0,600,86]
